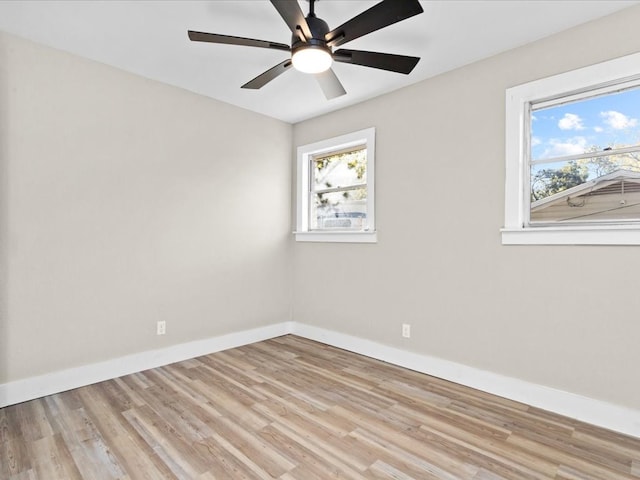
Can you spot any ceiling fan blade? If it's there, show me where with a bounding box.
[269,0,313,42]
[241,59,293,90]
[334,49,420,74]
[325,0,424,48]
[188,31,290,52]
[315,68,347,99]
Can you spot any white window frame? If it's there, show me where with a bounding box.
[502,51,640,245]
[295,127,376,243]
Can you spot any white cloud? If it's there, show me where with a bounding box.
[600,110,638,129]
[558,113,585,131]
[541,137,587,158]
[531,136,541,147]
[593,126,604,133]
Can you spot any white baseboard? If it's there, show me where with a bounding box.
[2,320,638,440]
[0,321,293,408]
[291,323,640,439]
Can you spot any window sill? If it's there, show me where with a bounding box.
[294,231,378,243]
[501,225,640,245]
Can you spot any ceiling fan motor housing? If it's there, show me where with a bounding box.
[291,15,332,59]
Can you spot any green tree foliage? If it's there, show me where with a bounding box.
[531,161,588,201]
[314,149,367,207]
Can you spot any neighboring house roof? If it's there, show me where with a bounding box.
[532,170,640,210]
[530,170,640,222]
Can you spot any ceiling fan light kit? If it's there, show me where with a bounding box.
[188,0,424,99]
[292,46,333,74]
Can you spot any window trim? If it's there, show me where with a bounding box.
[502,51,640,245]
[295,127,376,243]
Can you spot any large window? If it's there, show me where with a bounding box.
[503,51,640,245]
[295,128,376,243]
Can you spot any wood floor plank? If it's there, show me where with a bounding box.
[367,459,427,480]
[2,335,639,479]
[122,405,205,479]
[7,469,38,480]
[1,406,34,478]
[352,427,479,479]
[192,435,265,480]
[77,384,180,480]
[508,433,635,480]
[29,434,84,480]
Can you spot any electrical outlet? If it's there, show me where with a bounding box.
[402,323,411,338]
[157,321,166,335]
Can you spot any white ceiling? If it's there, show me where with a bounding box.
[0,0,637,123]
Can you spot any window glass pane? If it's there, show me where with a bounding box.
[530,154,640,223]
[310,188,367,230]
[312,148,366,191]
[531,86,640,161]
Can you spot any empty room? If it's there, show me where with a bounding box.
[1,1,639,478]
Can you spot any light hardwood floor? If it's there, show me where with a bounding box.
[1,335,639,479]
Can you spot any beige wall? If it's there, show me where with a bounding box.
[292,6,640,410]
[0,33,292,383]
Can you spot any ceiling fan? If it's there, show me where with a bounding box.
[188,0,424,100]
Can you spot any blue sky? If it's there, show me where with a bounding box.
[531,87,640,161]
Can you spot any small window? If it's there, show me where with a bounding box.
[295,128,376,243]
[503,51,640,245]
